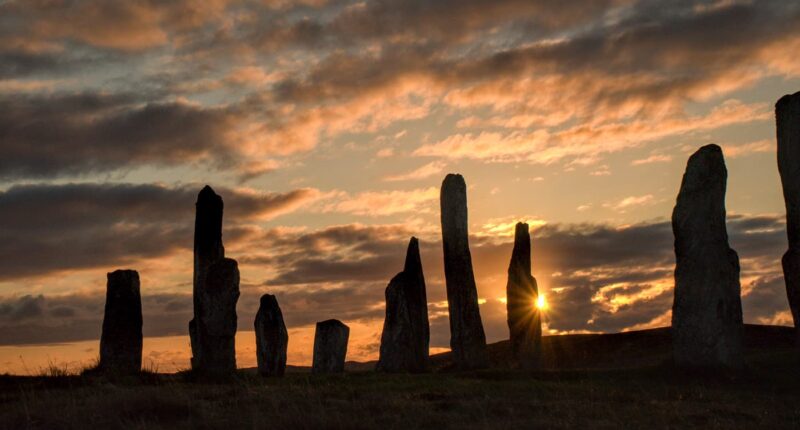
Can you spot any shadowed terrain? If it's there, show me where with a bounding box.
[1,325,798,429]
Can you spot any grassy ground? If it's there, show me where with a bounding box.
[1,326,799,429]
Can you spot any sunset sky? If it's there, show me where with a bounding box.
[2,0,800,374]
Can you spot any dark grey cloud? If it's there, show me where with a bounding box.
[3,1,798,177]
[0,92,245,179]
[0,292,191,345]
[249,214,789,345]
[0,182,315,280]
[269,0,800,118]
[0,213,790,346]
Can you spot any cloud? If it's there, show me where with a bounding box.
[722,139,774,158]
[2,0,798,178]
[603,194,656,212]
[0,182,317,280]
[413,100,770,164]
[0,93,243,178]
[382,161,447,182]
[0,214,790,347]
[632,154,672,165]
[316,187,439,216]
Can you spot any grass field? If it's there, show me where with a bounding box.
[1,325,798,429]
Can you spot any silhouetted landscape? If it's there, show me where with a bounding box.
[4,1,800,429]
[2,325,798,429]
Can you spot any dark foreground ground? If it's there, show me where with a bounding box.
[1,325,799,429]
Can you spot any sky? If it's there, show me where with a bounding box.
[1,0,799,374]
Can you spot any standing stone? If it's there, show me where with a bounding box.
[672,144,743,368]
[312,319,349,374]
[99,270,143,373]
[254,294,288,377]
[377,237,430,373]
[776,92,800,340]
[506,223,541,368]
[190,185,225,370]
[193,258,240,374]
[440,174,489,370]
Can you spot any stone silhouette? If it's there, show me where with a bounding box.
[312,319,349,373]
[192,258,240,374]
[99,269,143,373]
[254,294,288,377]
[672,144,743,368]
[776,91,800,340]
[377,237,430,373]
[190,185,226,369]
[506,222,541,368]
[440,174,489,369]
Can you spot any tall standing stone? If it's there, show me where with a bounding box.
[776,92,800,340]
[312,319,349,374]
[672,144,743,368]
[190,185,225,370]
[377,237,430,373]
[193,258,240,374]
[99,269,143,373]
[440,174,489,369]
[255,294,288,377]
[506,223,541,368]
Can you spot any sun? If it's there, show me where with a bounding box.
[536,293,548,311]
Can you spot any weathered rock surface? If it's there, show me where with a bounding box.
[193,258,240,374]
[672,144,743,368]
[99,269,143,373]
[776,92,800,338]
[190,185,226,370]
[255,294,288,377]
[312,319,349,373]
[506,222,541,368]
[440,173,489,370]
[377,237,430,373]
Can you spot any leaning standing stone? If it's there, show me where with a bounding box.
[671,144,743,368]
[194,258,240,374]
[255,294,288,377]
[506,222,541,368]
[440,174,489,369]
[776,92,800,340]
[190,185,226,369]
[312,319,349,374]
[377,237,430,373]
[99,269,143,373]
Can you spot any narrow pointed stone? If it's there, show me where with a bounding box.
[99,269,142,373]
[506,223,541,368]
[377,237,430,373]
[190,185,225,369]
[440,174,489,369]
[255,294,288,377]
[312,319,349,374]
[776,92,800,340]
[193,257,240,374]
[671,144,743,368]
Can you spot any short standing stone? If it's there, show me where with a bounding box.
[99,269,143,373]
[776,92,800,339]
[312,319,349,373]
[672,144,743,368]
[194,258,240,374]
[190,185,226,368]
[506,223,541,368]
[255,294,288,377]
[377,237,430,373]
[440,174,489,369]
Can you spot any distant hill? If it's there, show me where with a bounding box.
[316,324,795,373]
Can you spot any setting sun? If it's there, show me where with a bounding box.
[536,294,548,311]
